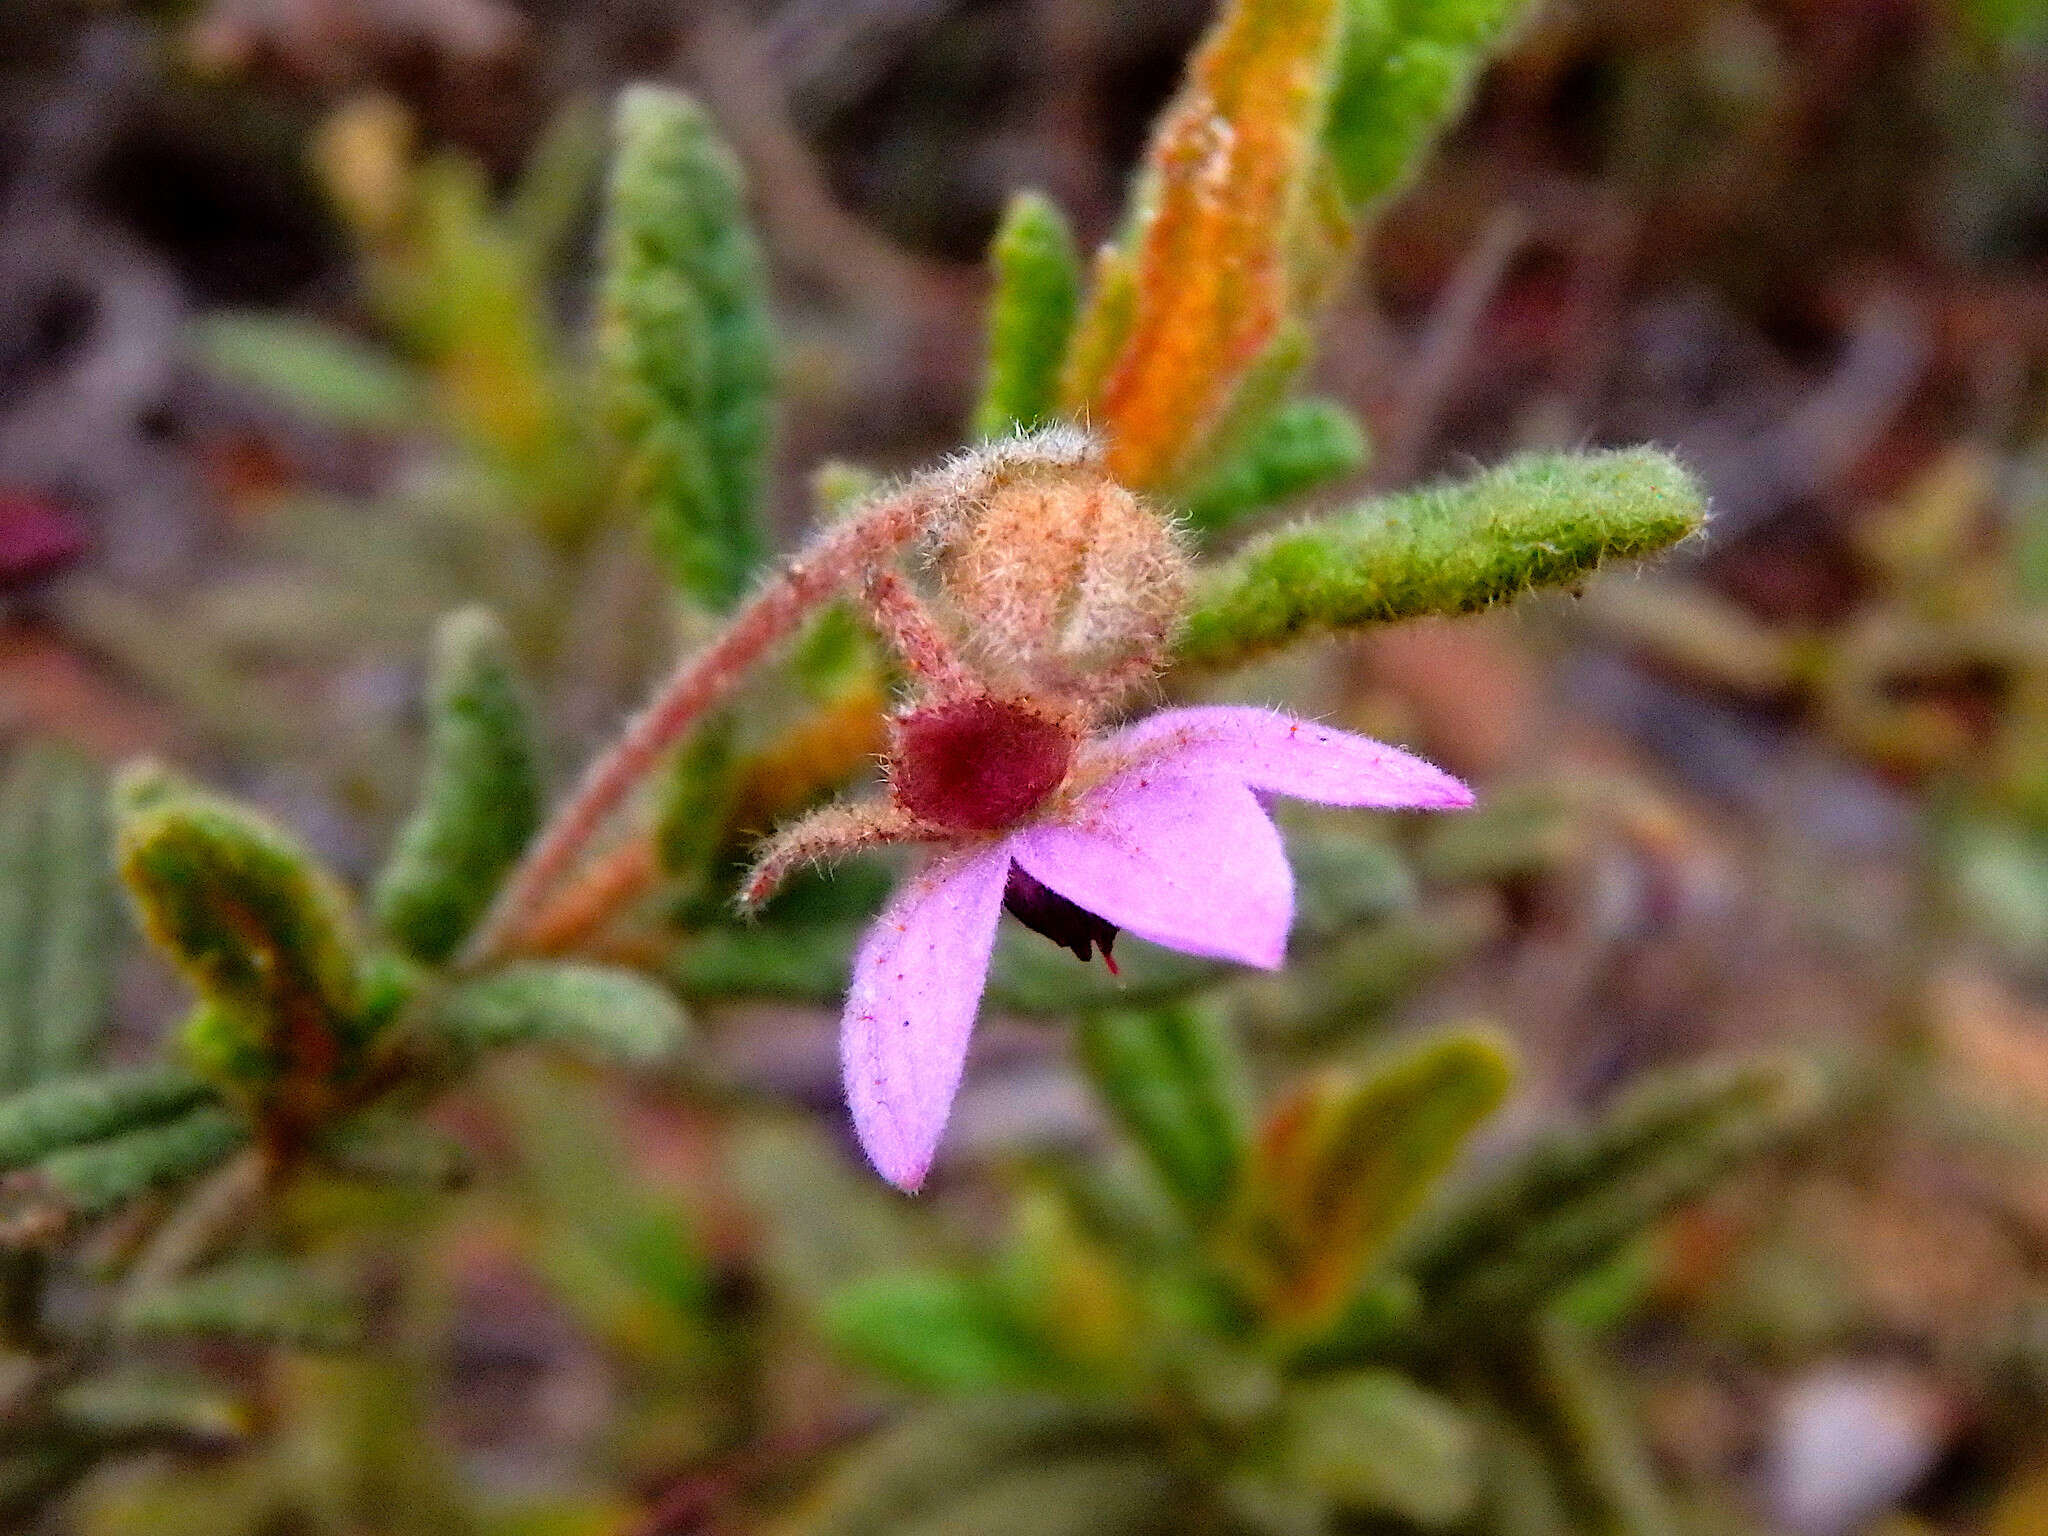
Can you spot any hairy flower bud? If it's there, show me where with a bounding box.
[926,433,1190,702]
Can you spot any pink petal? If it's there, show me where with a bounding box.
[1101,705,1472,810]
[841,841,1013,1191]
[1012,768,1293,969]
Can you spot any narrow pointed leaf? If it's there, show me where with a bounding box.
[116,1256,359,1349]
[1181,395,1369,534]
[1225,1029,1513,1324]
[0,745,117,1089]
[374,606,543,963]
[1063,0,1346,490]
[1529,1316,1681,1536]
[189,312,422,430]
[1323,0,1538,215]
[1405,1058,1823,1326]
[1177,448,1707,670]
[973,191,1083,439]
[0,1066,213,1171]
[116,767,363,1093]
[1077,1004,1251,1223]
[38,1106,246,1214]
[436,962,686,1065]
[600,85,775,608]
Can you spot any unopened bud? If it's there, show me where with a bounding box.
[933,444,1189,697]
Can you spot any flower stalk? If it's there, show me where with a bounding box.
[460,480,934,967]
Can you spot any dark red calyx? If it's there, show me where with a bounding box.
[1003,865,1119,970]
[889,695,1075,833]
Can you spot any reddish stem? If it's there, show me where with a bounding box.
[512,838,661,956]
[461,490,930,968]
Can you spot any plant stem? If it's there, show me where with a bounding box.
[513,839,660,956]
[461,487,930,968]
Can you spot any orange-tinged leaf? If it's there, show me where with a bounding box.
[1221,1031,1512,1327]
[1065,0,1344,491]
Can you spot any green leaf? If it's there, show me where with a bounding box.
[1176,447,1707,671]
[374,607,543,963]
[189,312,421,430]
[505,97,607,267]
[600,85,775,608]
[1474,1409,1578,1536]
[53,1368,249,1443]
[1225,1029,1513,1324]
[38,1105,246,1214]
[823,1270,1052,1391]
[116,1256,359,1349]
[1323,0,1537,214]
[0,744,118,1089]
[972,191,1083,439]
[654,714,737,880]
[435,962,686,1065]
[115,767,365,1093]
[1527,1316,1680,1536]
[1076,1004,1251,1223]
[1181,396,1369,534]
[786,1398,1162,1536]
[1404,1058,1823,1327]
[671,920,857,1002]
[0,1066,213,1171]
[1271,1371,1478,1525]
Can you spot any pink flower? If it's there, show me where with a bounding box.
[840,705,1472,1190]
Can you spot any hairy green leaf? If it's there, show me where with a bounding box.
[374,607,543,963]
[1177,448,1707,670]
[600,85,775,608]
[0,745,117,1089]
[1271,1371,1477,1525]
[0,1066,213,1171]
[973,191,1083,439]
[1323,0,1538,214]
[436,962,686,1065]
[1077,1004,1251,1223]
[39,1106,246,1214]
[116,767,365,1094]
[1181,396,1369,533]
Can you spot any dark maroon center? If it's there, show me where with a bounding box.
[1003,865,1119,969]
[889,696,1074,833]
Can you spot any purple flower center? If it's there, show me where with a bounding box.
[890,696,1075,833]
